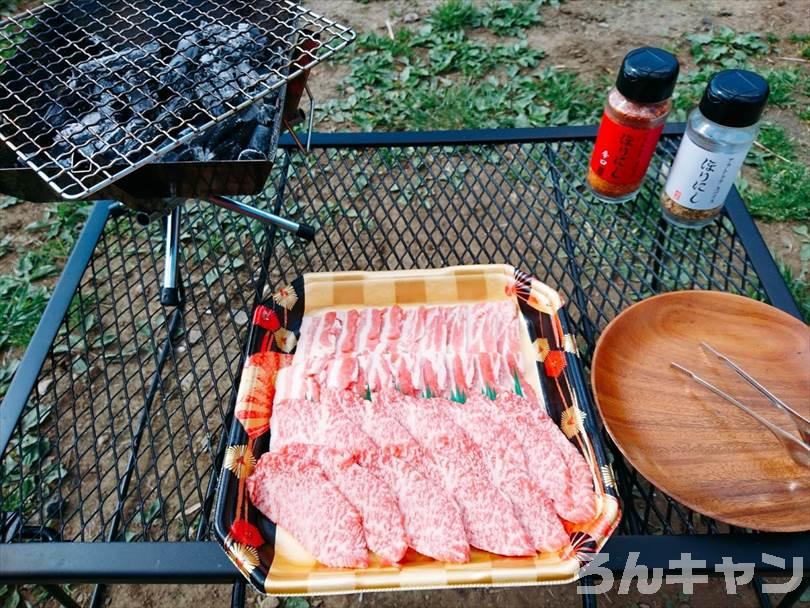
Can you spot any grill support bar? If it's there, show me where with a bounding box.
[161,205,183,306]
[207,194,315,241]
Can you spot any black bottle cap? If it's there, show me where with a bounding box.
[615,47,680,103]
[698,69,770,128]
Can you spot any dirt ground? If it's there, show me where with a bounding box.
[5,1,808,607]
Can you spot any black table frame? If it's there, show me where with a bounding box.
[1,126,807,608]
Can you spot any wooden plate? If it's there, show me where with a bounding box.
[592,291,810,532]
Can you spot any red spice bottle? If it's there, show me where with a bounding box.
[588,47,679,203]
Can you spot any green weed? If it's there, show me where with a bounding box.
[0,276,50,350]
[686,27,771,67]
[740,123,809,222]
[779,260,810,322]
[0,201,91,396]
[355,29,416,58]
[321,5,599,132]
[478,0,546,36]
[762,67,808,107]
[426,0,479,32]
[425,0,550,37]
[746,160,810,221]
[0,358,18,396]
[746,122,795,166]
[788,32,810,58]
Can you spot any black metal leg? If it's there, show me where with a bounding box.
[579,577,599,608]
[89,310,184,608]
[231,580,246,608]
[753,575,774,608]
[776,577,809,608]
[161,205,183,306]
[42,585,81,608]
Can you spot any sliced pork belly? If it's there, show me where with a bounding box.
[441,399,569,552]
[401,306,427,348]
[420,353,447,397]
[279,443,408,564]
[336,309,360,354]
[325,356,359,392]
[381,305,405,343]
[357,308,384,353]
[294,314,318,360]
[315,311,342,356]
[447,352,470,396]
[445,305,468,353]
[247,450,367,568]
[386,392,534,556]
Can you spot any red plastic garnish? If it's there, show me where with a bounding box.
[230,520,264,547]
[544,350,567,379]
[253,305,281,332]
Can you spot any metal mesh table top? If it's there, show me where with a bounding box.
[0,128,803,587]
[0,0,354,200]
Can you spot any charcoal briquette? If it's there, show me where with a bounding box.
[47,19,284,165]
[247,125,272,153]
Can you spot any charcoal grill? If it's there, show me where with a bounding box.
[0,0,354,304]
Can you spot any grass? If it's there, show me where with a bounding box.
[780,261,810,322]
[320,2,602,131]
[686,27,771,66]
[788,32,810,60]
[0,201,90,607]
[427,0,480,32]
[426,0,551,36]
[741,123,809,222]
[0,203,91,360]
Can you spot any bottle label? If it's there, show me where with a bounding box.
[664,134,748,210]
[589,112,665,186]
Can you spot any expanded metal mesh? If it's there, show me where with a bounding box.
[0,0,354,199]
[0,135,768,550]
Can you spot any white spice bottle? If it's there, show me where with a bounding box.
[661,70,769,228]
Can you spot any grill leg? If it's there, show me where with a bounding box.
[207,195,315,241]
[41,585,81,608]
[161,205,183,306]
[753,575,774,608]
[231,580,246,608]
[579,577,599,608]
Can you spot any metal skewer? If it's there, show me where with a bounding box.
[671,362,810,468]
[700,341,810,444]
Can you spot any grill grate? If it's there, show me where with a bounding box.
[0,0,354,200]
[0,135,770,549]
